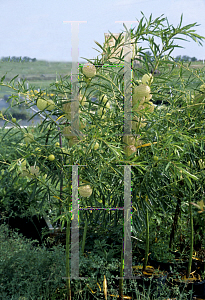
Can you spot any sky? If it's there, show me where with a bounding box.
[0,0,205,63]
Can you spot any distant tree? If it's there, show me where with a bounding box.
[1,56,10,61]
[10,56,22,62]
[14,57,21,62]
[191,57,197,62]
[1,56,37,62]
[23,56,29,62]
[175,55,181,62]
[182,55,190,61]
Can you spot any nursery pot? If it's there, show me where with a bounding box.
[181,278,205,298]
[174,258,202,273]
[149,258,175,272]
[149,257,201,273]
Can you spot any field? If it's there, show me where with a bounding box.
[0,60,77,100]
[0,59,205,101]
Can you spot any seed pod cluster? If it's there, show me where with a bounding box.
[122,133,144,157]
[132,75,154,131]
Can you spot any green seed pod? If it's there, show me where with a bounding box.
[134,84,151,98]
[122,135,136,146]
[82,63,96,78]
[124,145,137,157]
[79,184,93,197]
[199,159,205,169]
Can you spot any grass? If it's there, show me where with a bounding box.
[0,60,73,78]
[0,59,205,100]
[0,60,82,99]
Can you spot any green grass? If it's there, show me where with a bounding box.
[0,60,84,99]
[0,60,73,78]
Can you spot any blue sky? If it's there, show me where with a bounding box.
[0,0,205,62]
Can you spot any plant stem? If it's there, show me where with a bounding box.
[66,216,71,300]
[143,205,149,272]
[114,210,117,227]
[81,213,88,254]
[187,189,193,278]
[119,240,124,300]
[65,154,72,300]
[169,194,181,249]
[58,128,63,214]
[136,116,142,134]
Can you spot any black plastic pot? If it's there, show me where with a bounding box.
[149,257,201,273]
[149,258,175,272]
[171,250,181,258]
[173,258,203,273]
[192,278,205,298]
[3,214,50,247]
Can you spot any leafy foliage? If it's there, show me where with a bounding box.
[0,12,205,299]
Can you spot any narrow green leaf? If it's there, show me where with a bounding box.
[178,167,199,181]
[29,181,37,203]
[1,74,6,82]
[94,40,105,52]
[10,74,19,84]
[8,161,18,172]
[165,161,171,172]
[173,144,184,151]
[52,215,63,223]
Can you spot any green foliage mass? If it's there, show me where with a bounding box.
[1,12,205,299]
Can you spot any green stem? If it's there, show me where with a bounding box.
[114,210,117,227]
[81,213,88,255]
[119,240,124,300]
[66,216,71,300]
[169,195,181,249]
[65,154,72,300]
[143,206,149,272]
[58,128,63,215]
[187,190,193,278]
[136,116,142,134]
